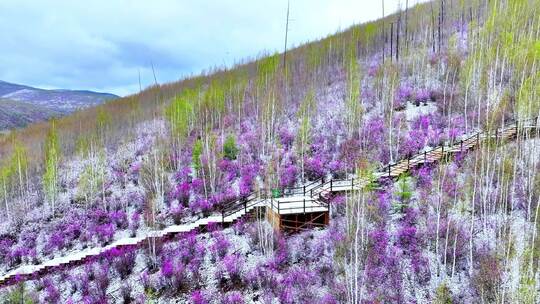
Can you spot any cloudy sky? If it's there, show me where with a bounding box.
[0,0,425,96]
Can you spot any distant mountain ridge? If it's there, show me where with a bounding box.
[0,80,118,130]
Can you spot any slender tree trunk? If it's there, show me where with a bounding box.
[390,23,394,61]
[396,16,400,62]
[382,0,385,64]
[405,0,409,51]
[431,2,436,53]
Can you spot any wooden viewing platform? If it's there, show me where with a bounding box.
[0,116,538,287]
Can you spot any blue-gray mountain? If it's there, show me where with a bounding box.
[0,80,118,130]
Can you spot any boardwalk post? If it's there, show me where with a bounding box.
[441,145,444,160]
[303,185,306,196]
[303,198,306,214]
[388,164,391,177]
[330,179,333,191]
[460,140,463,152]
[351,177,354,188]
[424,151,427,163]
[277,199,280,215]
[221,209,224,225]
[244,200,247,214]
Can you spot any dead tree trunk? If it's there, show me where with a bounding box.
[431,2,436,53]
[382,27,386,64]
[283,0,290,78]
[405,0,409,51]
[438,0,443,53]
[396,16,400,62]
[382,0,385,64]
[390,22,394,61]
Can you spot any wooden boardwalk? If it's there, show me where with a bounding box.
[0,117,538,287]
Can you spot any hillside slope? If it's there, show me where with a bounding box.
[0,0,539,303]
[0,80,118,129]
[0,99,61,130]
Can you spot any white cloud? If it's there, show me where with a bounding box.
[0,0,426,96]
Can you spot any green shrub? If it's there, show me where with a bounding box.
[1,283,35,304]
[223,134,239,160]
[192,138,203,171]
[434,282,453,304]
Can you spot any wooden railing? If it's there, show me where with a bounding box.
[220,116,539,221]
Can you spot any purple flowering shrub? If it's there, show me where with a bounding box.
[94,223,115,245]
[471,247,502,302]
[442,163,460,198]
[279,266,318,302]
[447,116,465,141]
[24,212,350,302]
[112,248,136,279]
[110,210,128,229]
[400,128,427,157]
[269,236,289,271]
[360,116,387,163]
[367,190,392,224]
[364,227,403,302]
[129,211,140,236]
[304,155,326,181]
[169,181,191,207]
[191,290,209,304]
[190,177,204,194]
[169,201,186,224]
[280,163,298,188]
[218,159,239,182]
[189,197,210,215]
[217,253,245,289]
[394,83,414,110]
[429,86,446,104]
[222,291,244,304]
[210,231,231,260]
[159,257,186,293]
[244,262,279,292]
[43,278,60,303]
[400,114,446,157]
[397,208,430,282]
[429,216,470,273]
[0,236,15,263]
[47,231,66,253]
[239,164,259,197]
[412,165,434,189]
[238,121,262,163]
[278,127,295,150]
[338,138,361,170]
[414,88,431,106]
[43,211,89,254]
[319,293,339,304]
[367,57,380,77]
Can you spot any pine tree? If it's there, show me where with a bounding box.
[223,134,239,160]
